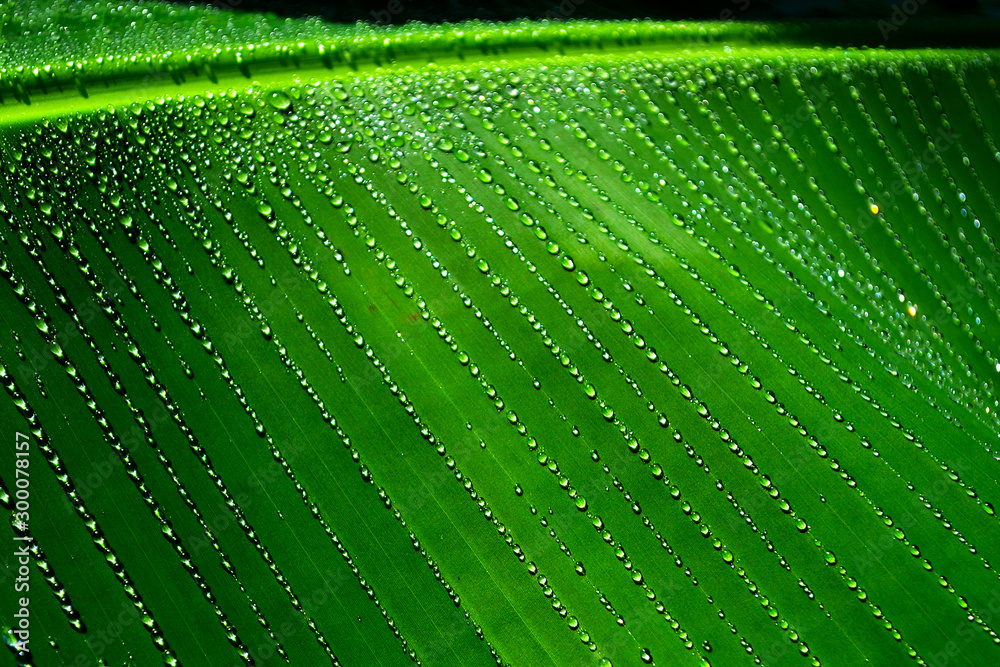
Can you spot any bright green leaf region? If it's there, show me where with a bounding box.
[2,3,1000,666]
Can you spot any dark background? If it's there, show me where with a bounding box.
[173,0,995,23]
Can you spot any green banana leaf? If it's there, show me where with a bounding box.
[1,2,1000,666]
